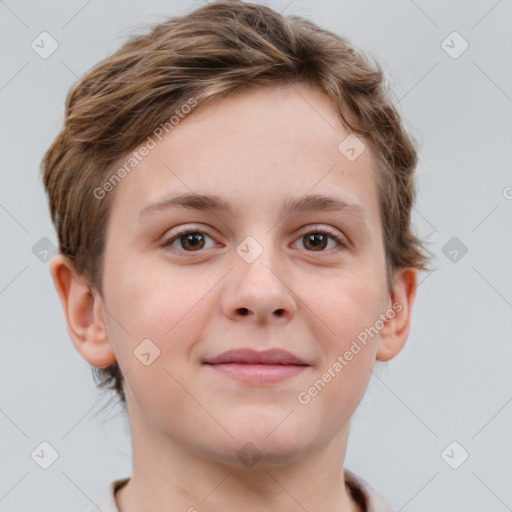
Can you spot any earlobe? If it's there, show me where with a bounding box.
[376,268,418,362]
[49,254,117,368]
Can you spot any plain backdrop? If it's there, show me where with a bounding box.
[1,1,511,511]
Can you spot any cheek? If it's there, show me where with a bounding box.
[107,262,210,334]
[104,271,217,434]
[303,274,386,353]
[110,268,235,402]
[122,355,207,445]
[297,283,381,429]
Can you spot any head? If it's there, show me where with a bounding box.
[43,0,433,461]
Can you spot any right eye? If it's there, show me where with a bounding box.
[162,227,217,255]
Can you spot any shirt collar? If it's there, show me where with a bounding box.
[88,470,394,512]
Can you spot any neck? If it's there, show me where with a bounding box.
[115,398,360,512]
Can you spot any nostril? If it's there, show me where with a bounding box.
[239,308,249,315]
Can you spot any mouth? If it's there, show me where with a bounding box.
[203,348,310,384]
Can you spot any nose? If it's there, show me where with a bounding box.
[221,245,297,325]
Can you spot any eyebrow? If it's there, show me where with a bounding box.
[138,192,370,226]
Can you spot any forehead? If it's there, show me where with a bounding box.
[107,83,380,229]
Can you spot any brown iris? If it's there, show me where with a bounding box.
[180,232,206,251]
[303,233,328,251]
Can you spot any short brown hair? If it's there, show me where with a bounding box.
[41,0,434,406]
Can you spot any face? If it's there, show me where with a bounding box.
[100,83,393,466]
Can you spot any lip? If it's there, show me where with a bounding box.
[203,348,308,365]
[203,348,310,384]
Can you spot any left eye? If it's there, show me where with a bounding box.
[292,228,345,252]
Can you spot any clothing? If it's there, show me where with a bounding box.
[87,468,394,512]
[344,469,395,512]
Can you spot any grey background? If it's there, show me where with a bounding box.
[1,1,511,511]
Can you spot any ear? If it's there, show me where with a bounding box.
[376,268,418,362]
[49,253,117,368]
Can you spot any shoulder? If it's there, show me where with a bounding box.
[344,468,395,512]
[85,477,130,512]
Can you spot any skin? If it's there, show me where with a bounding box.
[50,82,417,512]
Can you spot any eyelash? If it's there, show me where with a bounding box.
[162,224,347,257]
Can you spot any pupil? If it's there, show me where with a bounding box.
[306,233,326,250]
[183,232,204,250]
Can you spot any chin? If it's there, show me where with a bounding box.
[218,413,316,467]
